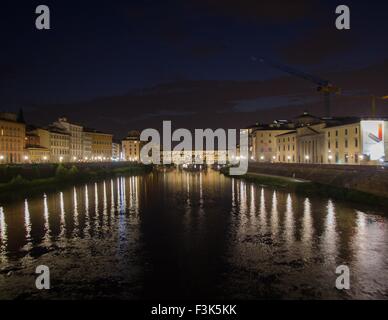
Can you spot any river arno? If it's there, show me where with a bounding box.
[0,170,387,299]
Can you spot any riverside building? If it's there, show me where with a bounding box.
[122,130,141,162]
[0,112,26,164]
[251,112,388,165]
[84,128,113,161]
[53,117,83,161]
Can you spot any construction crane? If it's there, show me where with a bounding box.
[259,58,340,117]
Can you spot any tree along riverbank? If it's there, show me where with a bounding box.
[0,162,152,203]
[221,165,388,209]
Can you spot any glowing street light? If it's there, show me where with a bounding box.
[328,155,333,160]
[305,155,310,160]
[0,155,4,161]
[59,156,63,162]
[24,155,29,161]
[260,155,264,160]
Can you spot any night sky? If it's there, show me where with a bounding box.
[1,0,388,137]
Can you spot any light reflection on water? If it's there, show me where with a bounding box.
[0,170,387,299]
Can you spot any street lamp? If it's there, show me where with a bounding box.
[305,155,310,161]
[59,156,63,162]
[0,155,4,161]
[24,155,29,161]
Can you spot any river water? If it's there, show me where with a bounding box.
[0,170,387,299]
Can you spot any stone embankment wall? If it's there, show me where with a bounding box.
[248,162,388,198]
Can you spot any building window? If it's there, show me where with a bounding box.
[335,130,338,137]
[355,138,358,148]
[335,141,338,149]
[345,129,348,135]
[328,132,330,137]
[345,139,348,148]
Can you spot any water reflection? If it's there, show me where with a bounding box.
[0,170,387,299]
[285,194,294,245]
[24,199,31,243]
[0,206,7,264]
[85,185,90,237]
[271,191,279,236]
[60,192,65,238]
[322,200,338,263]
[302,198,313,257]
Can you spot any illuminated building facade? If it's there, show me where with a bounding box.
[122,131,141,162]
[84,129,113,161]
[0,113,26,164]
[252,113,388,165]
[53,117,83,161]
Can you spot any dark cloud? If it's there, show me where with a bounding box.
[190,0,320,23]
[23,59,388,138]
[190,43,227,59]
[124,2,190,45]
[280,26,358,65]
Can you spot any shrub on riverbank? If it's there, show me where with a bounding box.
[0,163,153,203]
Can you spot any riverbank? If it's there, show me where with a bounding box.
[221,165,388,208]
[0,162,152,203]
